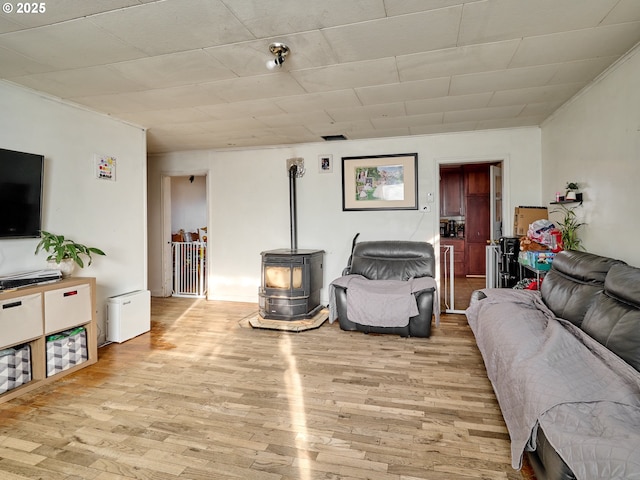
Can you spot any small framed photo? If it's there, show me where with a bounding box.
[319,154,333,173]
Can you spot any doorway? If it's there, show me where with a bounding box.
[438,161,503,312]
[160,174,208,298]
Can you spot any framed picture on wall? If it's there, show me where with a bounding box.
[319,154,333,173]
[341,153,418,211]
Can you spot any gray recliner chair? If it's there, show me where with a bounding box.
[333,240,436,338]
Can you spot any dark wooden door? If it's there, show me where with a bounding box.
[440,167,464,216]
[464,164,491,275]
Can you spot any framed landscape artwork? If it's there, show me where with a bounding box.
[341,153,418,211]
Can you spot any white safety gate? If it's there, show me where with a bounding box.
[172,241,207,298]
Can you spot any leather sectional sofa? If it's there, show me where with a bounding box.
[467,250,640,480]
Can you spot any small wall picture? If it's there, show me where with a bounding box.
[95,154,116,181]
[319,154,333,173]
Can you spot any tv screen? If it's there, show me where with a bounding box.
[0,148,44,238]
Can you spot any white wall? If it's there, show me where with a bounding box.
[0,82,148,344]
[541,44,640,266]
[148,127,541,303]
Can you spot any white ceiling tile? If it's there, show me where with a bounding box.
[109,51,237,89]
[276,90,362,114]
[0,12,24,33]
[397,40,521,82]
[519,101,565,117]
[257,111,334,128]
[488,83,585,107]
[410,120,478,135]
[0,47,54,77]
[383,0,478,16]
[0,18,147,69]
[477,115,545,130]
[601,0,640,25]
[197,99,286,120]
[348,127,411,139]
[72,84,228,114]
[372,112,443,129]
[449,64,560,96]
[444,105,525,123]
[355,77,450,105]
[305,120,375,136]
[10,66,145,98]
[219,0,386,38]
[548,56,620,85]
[118,107,216,127]
[321,7,462,63]
[327,103,406,122]
[203,74,307,102]
[459,0,621,45]
[405,93,493,115]
[88,0,254,56]
[292,58,399,93]
[509,22,640,68]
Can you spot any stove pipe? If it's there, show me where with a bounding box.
[289,164,298,252]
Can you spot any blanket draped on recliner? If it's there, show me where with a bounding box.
[329,275,437,327]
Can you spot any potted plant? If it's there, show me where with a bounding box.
[551,204,585,251]
[565,182,580,201]
[35,231,106,277]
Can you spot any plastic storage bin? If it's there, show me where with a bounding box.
[46,327,88,377]
[0,344,31,394]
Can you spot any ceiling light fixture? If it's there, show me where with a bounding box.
[266,42,290,70]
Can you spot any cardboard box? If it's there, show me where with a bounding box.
[514,207,548,236]
[0,344,31,394]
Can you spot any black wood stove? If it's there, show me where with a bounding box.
[258,159,324,321]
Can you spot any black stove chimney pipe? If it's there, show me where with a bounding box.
[289,163,298,252]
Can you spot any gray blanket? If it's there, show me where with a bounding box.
[329,275,438,327]
[466,289,640,478]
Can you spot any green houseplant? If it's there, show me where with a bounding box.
[35,231,105,276]
[552,204,585,251]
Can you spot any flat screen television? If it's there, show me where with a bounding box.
[0,148,44,239]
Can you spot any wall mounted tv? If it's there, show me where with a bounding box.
[0,148,44,239]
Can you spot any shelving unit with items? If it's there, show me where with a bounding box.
[0,277,97,404]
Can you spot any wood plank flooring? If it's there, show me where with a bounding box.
[0,297,534,480]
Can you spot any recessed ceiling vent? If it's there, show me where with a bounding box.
[321,134,347,141]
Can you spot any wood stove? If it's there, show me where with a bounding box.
[259,248,323,320]
[258,158,324,321]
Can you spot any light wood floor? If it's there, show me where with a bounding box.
[0,297,534,480]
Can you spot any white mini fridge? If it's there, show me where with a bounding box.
[107,290,151,343]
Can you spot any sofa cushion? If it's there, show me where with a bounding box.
[349,241,435,280]
[540,250,625,327]
[581,263,640,372]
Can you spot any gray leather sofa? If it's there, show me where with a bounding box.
[333,240,436,337]
[469,250,640,480]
